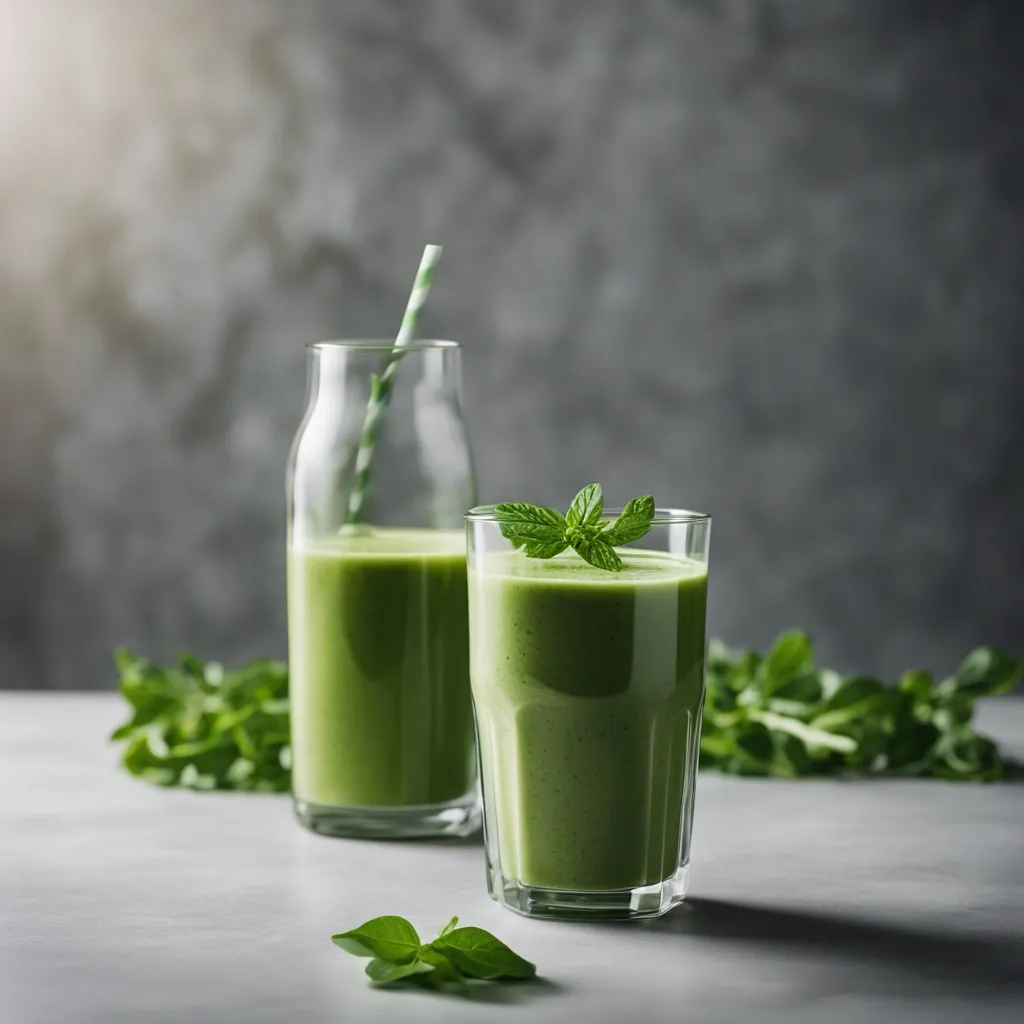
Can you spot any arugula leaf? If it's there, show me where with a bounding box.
[331,916,421,963]
[331,916,537,991]
[494,483,657,572]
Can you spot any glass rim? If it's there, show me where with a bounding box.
[465,504,711,525]
[306,338,460,354]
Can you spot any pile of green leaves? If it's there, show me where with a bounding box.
[111,635,1021,790]
[701,632,1021,780]
[332,915,536,989]
[110,649,291,791]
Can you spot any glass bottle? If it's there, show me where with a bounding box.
[287,340,479,838]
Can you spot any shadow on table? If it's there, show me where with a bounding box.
[382,977,566,1006]
[646,897,1024,995]
[458,976,566,1006]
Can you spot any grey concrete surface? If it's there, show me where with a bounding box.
[2,693,1024,1023]
[1,1,1023,690]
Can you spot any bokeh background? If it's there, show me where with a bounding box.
[2,0,1022,691]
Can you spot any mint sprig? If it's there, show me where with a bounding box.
[332,916,537,990]
[494,483,655,571]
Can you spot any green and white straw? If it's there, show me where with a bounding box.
[345,243,443,523]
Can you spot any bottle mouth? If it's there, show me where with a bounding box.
[306,339,461,353]
[465,505,711,525]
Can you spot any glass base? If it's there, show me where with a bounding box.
[487,862,690,921]
[293,793,480,840]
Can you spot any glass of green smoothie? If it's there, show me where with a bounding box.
[287,340,479,839]
[466,503,711,919]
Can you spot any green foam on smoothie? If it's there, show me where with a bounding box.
[477,547,706,584]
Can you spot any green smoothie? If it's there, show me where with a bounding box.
[470,549,707,892]
[288,528,475,808]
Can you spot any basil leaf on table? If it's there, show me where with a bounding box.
[331,916,422,963]
[331,916,537,991]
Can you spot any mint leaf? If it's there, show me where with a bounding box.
[365,957,434,985]
[521,538,569,559]
[331,916,421,963]
[574,537,623,572]
[494,502,565,531]
[433,926,537,980]
[437,916,459,939]
[602,494,655,546]
[493,502,567,551]
[565,483,604,528]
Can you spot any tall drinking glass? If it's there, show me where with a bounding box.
[467,507,711,919]
[287,340,479,839]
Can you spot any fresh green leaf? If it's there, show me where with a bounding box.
[943,647,1022,700]
[735,723,774,765]
[417,946,463,987]
[332,917,537,993]
[565,483,604,528]
[898,669,934,703]
[763,631,813,691]
[602,494,656,546]
[364,957,434,986]
[573,537,623,572]
[810,677,888,731]
[110,651,291,793]
[433,926,536,981]
[751,710,858,754]
[521,538,569,559]
[769,672,823,707]
[886,722,940,771]
[497,485,658,570]
[493,502,565,532]
[331,916,421,964]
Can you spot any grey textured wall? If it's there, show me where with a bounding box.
[1,0,1022,690]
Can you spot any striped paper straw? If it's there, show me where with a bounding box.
[344,244,443,523]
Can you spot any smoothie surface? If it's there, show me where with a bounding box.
[473,546,706,585]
